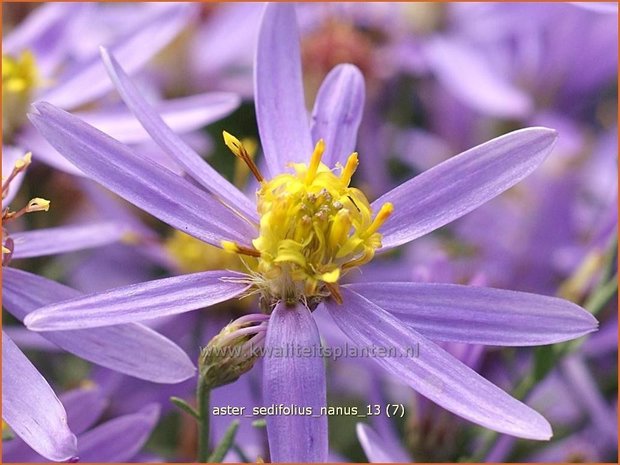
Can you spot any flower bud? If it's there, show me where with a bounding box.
[199,314,268,389]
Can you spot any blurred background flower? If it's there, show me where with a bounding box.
[2,2,617,463]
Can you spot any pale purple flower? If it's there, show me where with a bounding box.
[25,3,598,462]
[3,2,240,177]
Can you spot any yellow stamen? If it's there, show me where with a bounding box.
[340,152,359,186]
[365,202,393,237]
[223,131,264,182]
[26,197,50,213]
[14,152,32,170]
[221,240,261,258]
[306,139,325,184]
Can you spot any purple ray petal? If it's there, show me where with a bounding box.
[4,268,196,383]
[324,288,553,440]
[29,102,256,247]
[77,404,160,462]
[356,423,410,463]
[10,222,129,259]
[2,327,61,351]
[61,386,108,435]
[78,92,239,144]
[39,4,194,110]
[99,48,258,222]
[424,37,532,118]
[310,64,365,167]
[347,282,597,346]
[23,269,249,331]
[263,302,328,462]
[374,127,558,250]
[2,331,77,462]
[255,3,312,176]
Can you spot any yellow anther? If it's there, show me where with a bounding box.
[14,152,32,171]
[26,197,50,212]
[234,137,259,188]
[306,139,325,184]
[2,245,11,254]
[365,202,394,237]
[340,152,359,186]
[223,131,264,182]
[221,240,261,258]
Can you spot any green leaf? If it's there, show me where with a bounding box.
[170,396,200,420]
[207,420,240,463]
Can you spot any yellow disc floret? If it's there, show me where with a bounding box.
[235,138,392,306]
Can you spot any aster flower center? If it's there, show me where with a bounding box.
[2,51,39,137]
[222,133,392,308]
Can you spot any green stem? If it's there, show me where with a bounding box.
[197,375,211,462]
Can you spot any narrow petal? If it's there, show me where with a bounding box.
[255,3,312,176]
[374,127,558,250]
[356,423,410,463]
[310,64,365,167]
[2,332,77,461]
[424,37,532,118]
[324,288,553,440]
[4,268,196,383]
[347,282,597,346]
[77,404,160,462]
[78,92,240,144]
[29,102,256,247]
[264,302,328,462]
[23,269,249,331]
[39,4,193,110]
[11,222,129,259]
[61,386,108,435]
[99,48,258,222]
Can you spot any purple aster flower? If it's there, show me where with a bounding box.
[2,2,241,178]
[25,3,598,462]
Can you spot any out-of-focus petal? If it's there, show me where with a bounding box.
[11,222,129,259]
[374,127,558,250]
[324,288,553,440]
[263,302,328,462]
[310,64,365,167]
[424,36,532,118]
[255,3,312,176]
[3,3,84,76]
[23,269,249,331]
[77,404,160,462]
[29,102,256,247]
[61,386,108,435]
[78,93,239,144]
[4,268,197,383]
[2,331,77,462]
[348,282,597,346]
[99,48,258,222]
[39,4,194,110]
[356,423,410,463]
